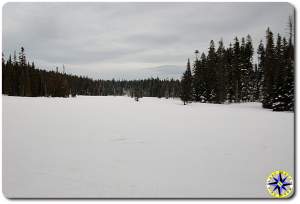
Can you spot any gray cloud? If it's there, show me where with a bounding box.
[2,2,294,79]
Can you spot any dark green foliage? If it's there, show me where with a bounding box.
[225,43,234,102]
[206,40,218,103]
[216,39,226,103]
[192,53,207,102]
[189,36,255,105]
[180,59,193,105]
[262,28,275,109]
[261,24,294,111]
[183,24,294,111]
[232,37,241,102]
[134,84,143,102]
[2,47,181,99]
[2,20,295,112]
[242,35,254,101]
[256,40,265,101]
[272,36,294,111]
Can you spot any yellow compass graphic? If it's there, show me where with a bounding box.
[266,170,293,198]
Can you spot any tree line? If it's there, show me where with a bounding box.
[181,26,294,111]
[2,48,181,99]
[2,22,295,111]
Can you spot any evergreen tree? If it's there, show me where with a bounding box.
[257,40,265,102]
[263,28,275,109]
[240,37,247,101]
[13,51,17,66]
[192,51,207,102]
[272,34,286,111]
[286,25,295,111]
[192,52,201,101]
[232,37,241,102]
[216,39,226,103]
[206,40,218,102]
[225,43,234,102]
[134,84,142,101]
[2,27,295,113]
[243,35,254,101]
[180,59,193,105]
[19,47,26,67]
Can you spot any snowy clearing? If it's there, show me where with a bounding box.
[2,96,294,198]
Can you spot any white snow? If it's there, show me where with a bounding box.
[2,96,294,198]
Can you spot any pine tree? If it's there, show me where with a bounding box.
[206,40,218,102]
[180,59,193,105]
[257,40,265,102]
[192,51,208,102]
[13,51,17,66]
[216,39,226,103]
[286,26,295,111]
[252,64,260,101]
[2,53,8,94]
[133,83,143,101]
[243,35,254,101]
[272,34,286,111]
[262,28,275,109]
[192,52,201,102]
[225,43,234,102]
[232,37,241,102]
[2,29,294,112]
[240,37,247,101]
[19,47,26,67]
[199,53,208,102]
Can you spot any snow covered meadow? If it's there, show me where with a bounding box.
[2,96,294,198]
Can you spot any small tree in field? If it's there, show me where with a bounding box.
[134,85,142,102]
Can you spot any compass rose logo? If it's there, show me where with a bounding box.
[266,170,293,198]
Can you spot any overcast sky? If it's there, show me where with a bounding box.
[2,2,294,79]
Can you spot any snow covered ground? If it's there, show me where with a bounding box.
[2,96,294,198]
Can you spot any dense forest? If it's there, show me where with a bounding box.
[2,48,181,101]
[181,26,294,111]
[2,23,295,111]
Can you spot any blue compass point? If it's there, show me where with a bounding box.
[266,171,293,198]
[269,172,292,196]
